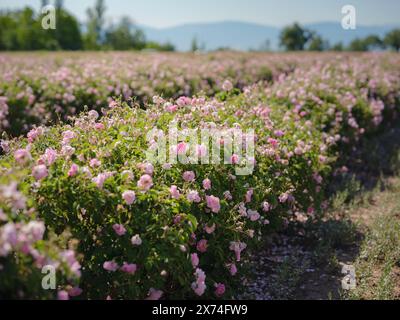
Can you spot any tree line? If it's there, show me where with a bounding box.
[0,0,175,51]
[279,23,400,52]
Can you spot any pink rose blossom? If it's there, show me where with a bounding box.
[122,190,136,205]
[223,191,233,201]
[27,127,44,143]
[68,287,83,297]
[197,239,208,253]
[92,172,113,189]
[32,165,48,180]
[146,288,163,300]
[206,195,221,213]
[176,96,191,107]
[131,234,142,246]
[191,253,199,268]
[14,149,31,165]
[204,223,216,234]
[112,224,127,236]
[183,171,195,182]
[202,178,211,190]
[90,158,101,168]
[222,79,233,91]
[144,163,154,175]
[94,123,105,131]
[103,261,119,272]
[247,209,260,221]
[61,145,75,157]
[268,138,278,148]
[137,174,153,191]
[229,263,238,276]
[109,100,118,108]
[120,262,137,274]
[165,103,178,113]
[170,185,181,199]
[57,290,69,300]
[245,189,253,203]
[214,283,226,297]
[191,268,206,296]
[274,130,285,137]
[68,163,79,177]
[88,110,99,120]
[262,201,271,212]
[43,148,57,165]
[1,140,10,153]
[62,130,76,145]
[187,190,201,203]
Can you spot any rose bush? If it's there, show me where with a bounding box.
[0,52,305,136]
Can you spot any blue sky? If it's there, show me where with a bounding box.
[1,0,399,28]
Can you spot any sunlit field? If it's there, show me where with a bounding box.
[1,51,400,300]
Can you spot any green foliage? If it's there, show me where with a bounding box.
[331,42,344,51]
[191,37,200,52]
[84,0,106,50]
[384,29,400,52]
[308,35,329,51]
[0,4,174,52]
[145,41,175,52]
[0,7,82,51]
[348,35,383,52]
[104,17,146,51]
[279,23,313,51]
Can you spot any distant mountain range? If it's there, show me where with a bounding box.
[138,21,400,51]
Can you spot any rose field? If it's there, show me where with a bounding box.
[1,52,400,300]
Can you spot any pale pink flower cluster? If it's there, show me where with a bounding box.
[191,268,206,296]
[40,148,57,166]
[92,172,113,189]
[0,182,27,211]
[170,185,181,199]
[247,209,260,222]
[0,221,45,257]
[103,260,137,275]
[27,127,44,143]
[62,130,76,145]
[68,163,79,177]
[14,148,31,165]
[60,249,81,277]
[89,158,101,168]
